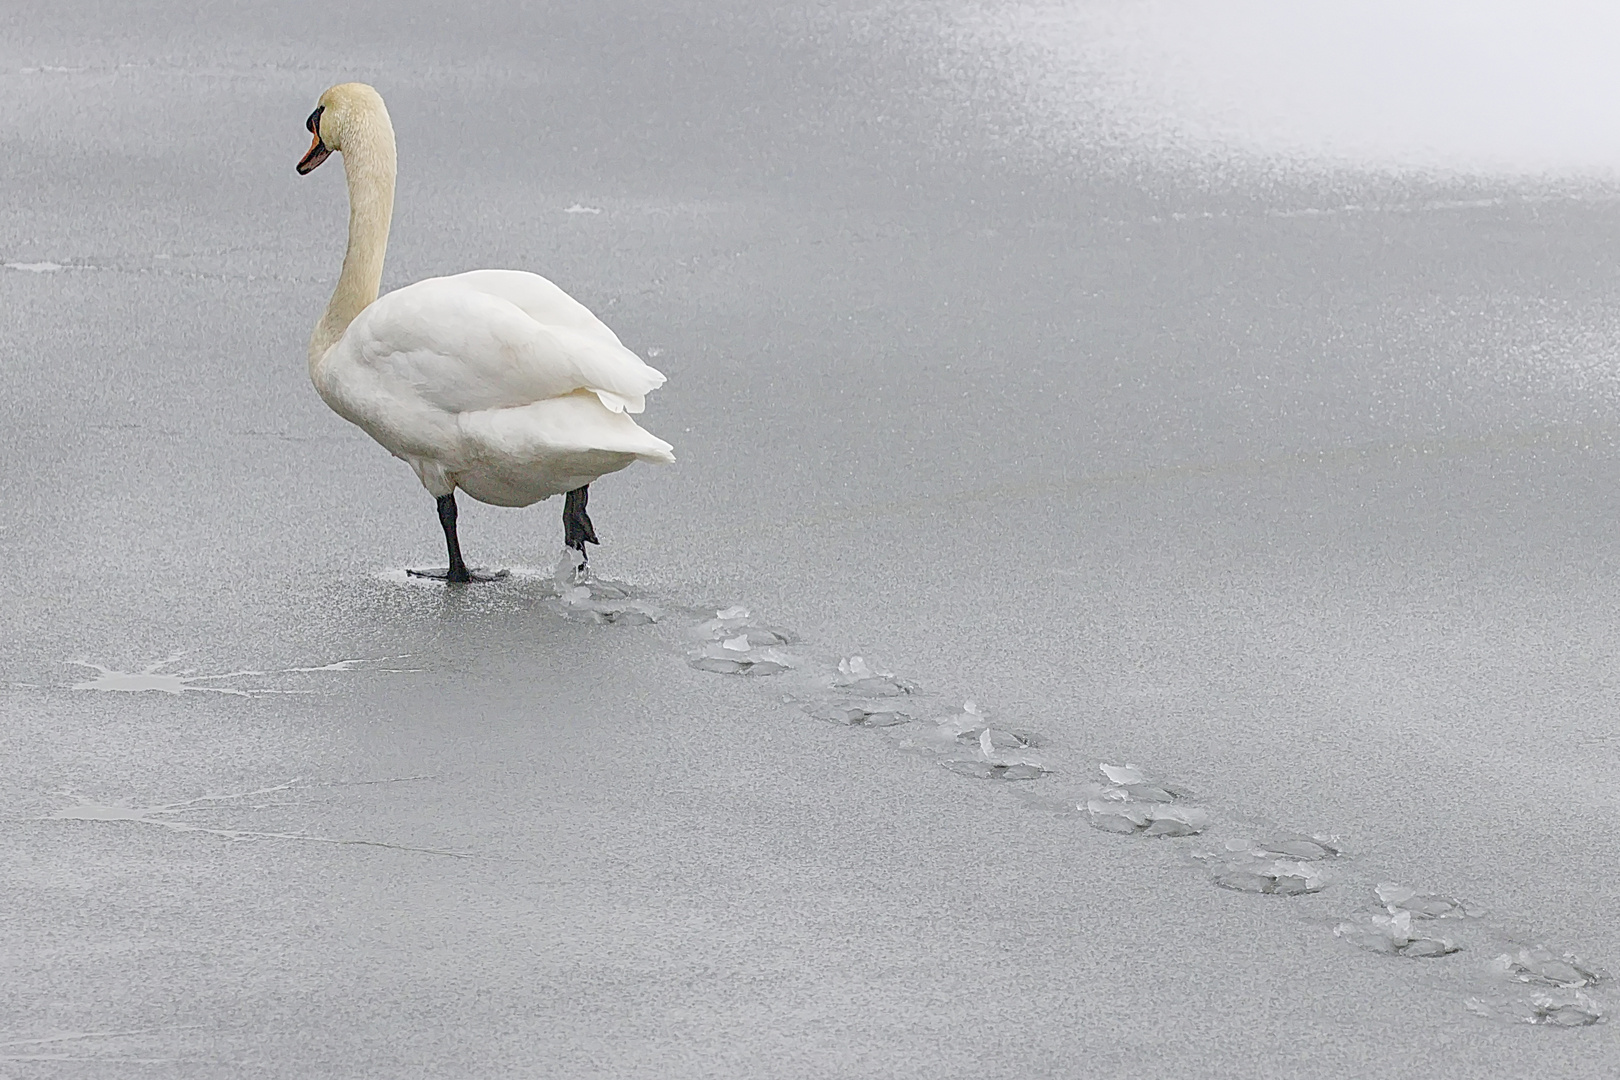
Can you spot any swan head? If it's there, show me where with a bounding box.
[297,82,389,175]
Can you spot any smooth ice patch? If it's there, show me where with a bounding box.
[1335,911,1461,957]
[944,0,1620,176]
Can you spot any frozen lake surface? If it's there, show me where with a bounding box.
[3,1,1619,1075]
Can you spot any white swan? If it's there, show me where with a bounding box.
[297,82,674,582]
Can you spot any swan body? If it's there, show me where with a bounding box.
[298,83,672,579]
[313,269,674,507]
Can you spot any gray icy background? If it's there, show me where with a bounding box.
[3,1,1620,1076]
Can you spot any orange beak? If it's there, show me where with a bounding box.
[296,105,331,174]
[297,130,330,174]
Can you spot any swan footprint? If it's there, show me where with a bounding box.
[1335,911,1462,958]
[1374,881,1480,920]
[802,699,916,727]
[663,598,1615,1028]
[1466,992,1605,1027]
[1085,763,1210,836]
[1466,946,1608,1026]
[1489,947,1604,989]
[687,608,796,676]
[903,702,1052,781]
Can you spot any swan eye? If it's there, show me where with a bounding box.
[306,106,324,136]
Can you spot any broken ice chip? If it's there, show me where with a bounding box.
[1490,948,1603,989]
[1467,992,1605,1027]
[737,627,795,646]
[925,707,991,738]
[613,606,659,625]
[689,643,792,676]
[1253,834,1339,860]
[716,606,749,620]
[722,634,751,652]
[838,656,887,679]
[1210,857,1326,895]
[804,700,914,727]
[833,656,916,696]
[592,603,659,625]
[1100,763,1147,785]
[1334,912,1460,958]
[559,585,661,623]
[941,760,1051,781]
[957,727,1038,751]
[553,547,586,579]
[1526,992,1605,1027]
[1085,799,1210,837]
[689,656,791,676]
[1142,805,1210,836]
[1374,882,1473,919]
[1087,798,1153,830]
[1223,834,1340,861]
[1094,764,1188,802]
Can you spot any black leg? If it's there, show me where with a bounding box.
[563,485,599,561]
[406,492,509,583]
[438,493,471,583]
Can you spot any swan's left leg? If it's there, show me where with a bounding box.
[563,485,599,562]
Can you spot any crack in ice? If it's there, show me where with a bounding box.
[64,654,415,696]
[43,781,472,859]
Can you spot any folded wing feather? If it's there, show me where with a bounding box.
[351,273,666,415]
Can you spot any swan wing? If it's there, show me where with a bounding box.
[443,269,626,344]
[347,274,666,415]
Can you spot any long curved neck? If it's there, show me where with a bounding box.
[309,111,396,367]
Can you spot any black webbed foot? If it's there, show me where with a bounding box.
[563,485,599,559]
[406,566,510,583]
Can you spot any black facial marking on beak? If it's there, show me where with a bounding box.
[297,105,330,175]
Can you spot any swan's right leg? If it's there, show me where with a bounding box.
[406,493,508,583]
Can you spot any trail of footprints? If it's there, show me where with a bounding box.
[548,558,1609,1029]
